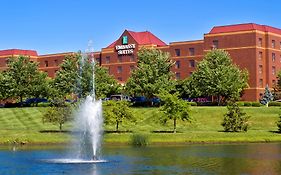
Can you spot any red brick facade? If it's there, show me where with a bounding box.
[1,23,281,101]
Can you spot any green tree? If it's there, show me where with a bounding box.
[103,100,134,132]
[126,48,175,100]
[80,58,121,99]
[42,106,73,131]
[0,71,14,100]
[30,72,52,105]
[260,84,273,107]
[5,56,45,103]
[53,54,79,98]
[159,92,191,133]
[222,100,250,132]
[95,65,122,99]
[189,49,248,105]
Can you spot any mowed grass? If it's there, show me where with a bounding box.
[0,106,280,145]
[0,107,72,144]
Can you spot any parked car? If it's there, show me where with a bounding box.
[110,95,131,101]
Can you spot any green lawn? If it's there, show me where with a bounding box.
[0,106,280,145]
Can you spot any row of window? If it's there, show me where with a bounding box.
[175,48,195,57]
[258,52,281,62]
[258,79,277,88]
[258,38,281,49]
[175,60,195,68]
[105,55,135,64]
[258,65,276,75]
[44,60,59,67]
[108,65,136,74]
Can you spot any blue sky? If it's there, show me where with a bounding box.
[1,0,281,54]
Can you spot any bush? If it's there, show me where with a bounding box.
[187,102,197,106]
[243,102,252,107]
[252,102,261,107]
[237,102,244,106]
[268,102,281,107]
[130,134,149,147]
[37,102,51,107]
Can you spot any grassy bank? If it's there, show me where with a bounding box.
[0,106,280,145]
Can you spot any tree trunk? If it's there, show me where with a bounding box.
[116,121,119,132]
[217,95,221,106]
[173,118,177,133]
[266,102,269,107]
[59,123,62,131]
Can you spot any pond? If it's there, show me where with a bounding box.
[0,143,281,175]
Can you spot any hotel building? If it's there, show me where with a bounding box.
[1,23,281,101]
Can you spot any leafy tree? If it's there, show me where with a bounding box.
[126,48,175,100]
[80,57,121,99]
[0,71,14,100]
[103,100,134,132]
[189,49,248,105]
[42,106,73,131]
[222,100,250,132]
[95,65,122,99]
[30,72,51,104]
[159,92,191,133]
[53,54,79,98]
[260,84,273,107]
[5,56,45,103]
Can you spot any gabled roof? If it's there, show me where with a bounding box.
[209,23,281,35]
[106,30,167,48]
[0,49,38,57]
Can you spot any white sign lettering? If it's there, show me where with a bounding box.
[115,44,136,55]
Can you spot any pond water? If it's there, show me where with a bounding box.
[0,143,281,175]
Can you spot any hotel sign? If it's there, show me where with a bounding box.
[116,36,135,55]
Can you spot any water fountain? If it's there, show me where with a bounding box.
[49,41,105,164]
[72,40,104,162]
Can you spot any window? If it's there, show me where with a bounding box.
[117,77,122,81]
[117,66,122,73]
[258,38,262,47]
[105,56,110,64]
[175,49,180,56]
[189,48,195,56]
[258,52,262,60]
[213,40,218,49]
[175,72,180,80]
[259,79,263,87]
[118,55,122,63]
[272,53,276,62]
[54,59,58,66]
[272,40,275,48]
[272,66,276,75]
[189,60,195,67]
[130,55,135,62]
[45,61,48,67]
[175,60,180,69]
[258,65,263,74]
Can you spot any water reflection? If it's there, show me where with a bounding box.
[0,143,280,175]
